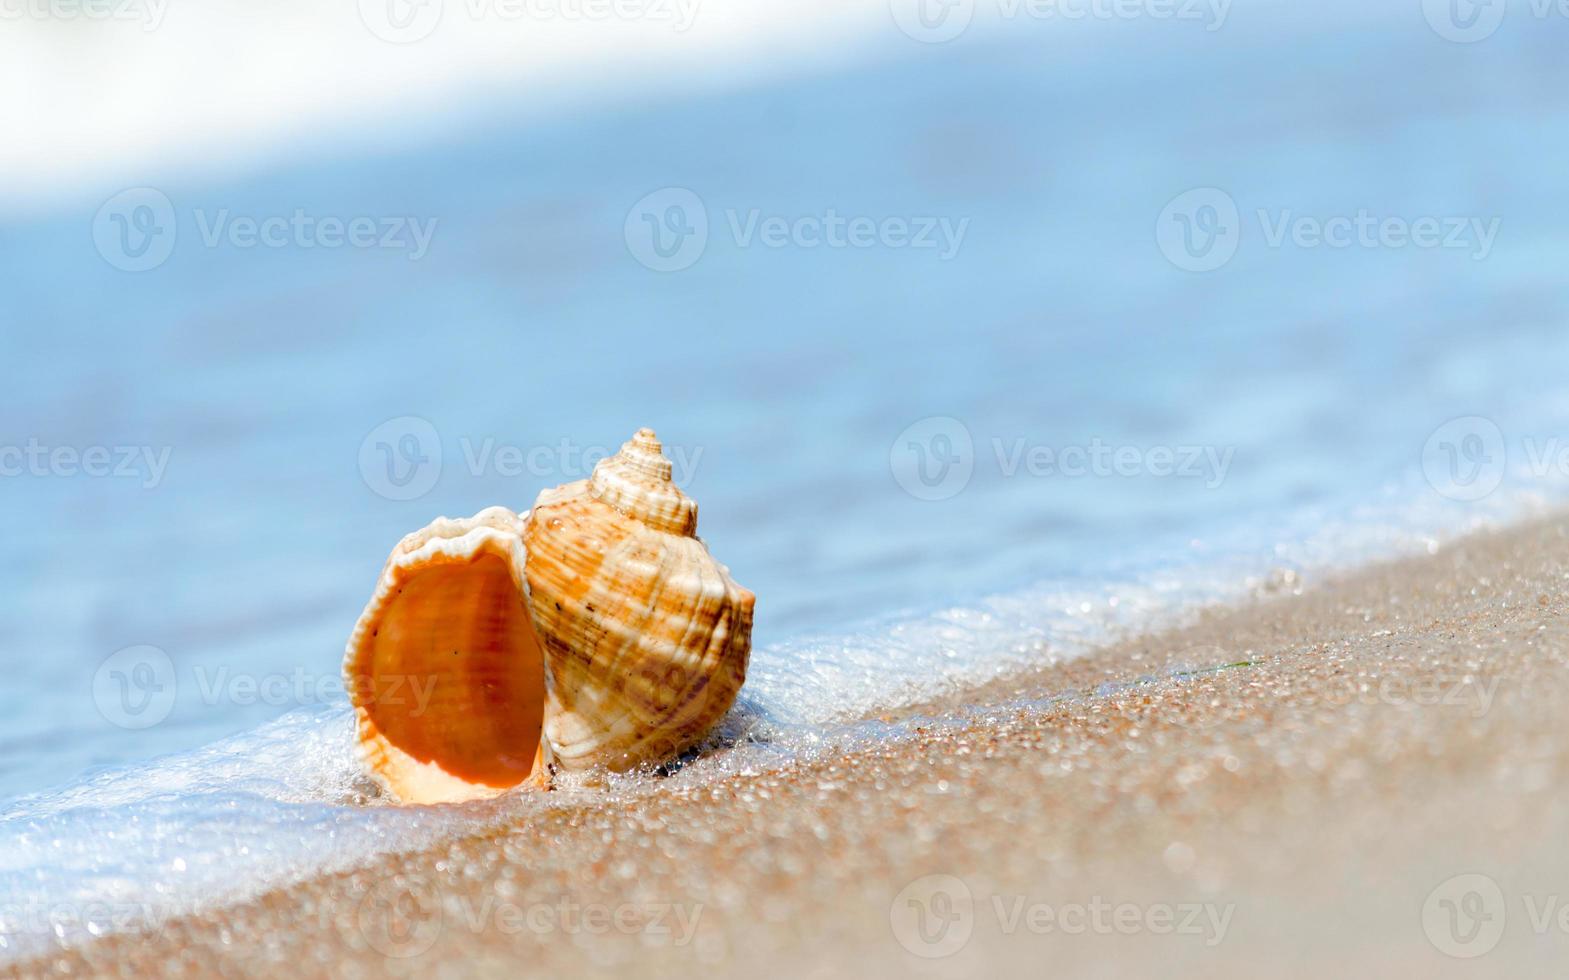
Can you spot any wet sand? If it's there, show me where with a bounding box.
[13,516,1569,978]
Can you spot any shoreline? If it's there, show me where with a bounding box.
[13,515,1569,977]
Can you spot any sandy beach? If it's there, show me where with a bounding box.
[12,515,1569,978]
[12,3,1569,977]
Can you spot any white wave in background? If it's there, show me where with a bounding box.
[0,0,890,215]
[0,0,1359,216]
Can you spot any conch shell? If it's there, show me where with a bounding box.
[343,429,754,804]
[524,427,755,773]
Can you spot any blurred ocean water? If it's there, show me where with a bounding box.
[5,0,1569,955]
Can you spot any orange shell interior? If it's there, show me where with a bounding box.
[355,552,547,803]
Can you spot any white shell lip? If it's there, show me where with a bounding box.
[343,505,554,805]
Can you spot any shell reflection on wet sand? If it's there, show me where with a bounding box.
[344,429,755,804]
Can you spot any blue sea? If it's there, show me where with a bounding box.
[4,0,1569,959]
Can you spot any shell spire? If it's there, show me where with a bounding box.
[587,428,697,537]
[525,427,754,773]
